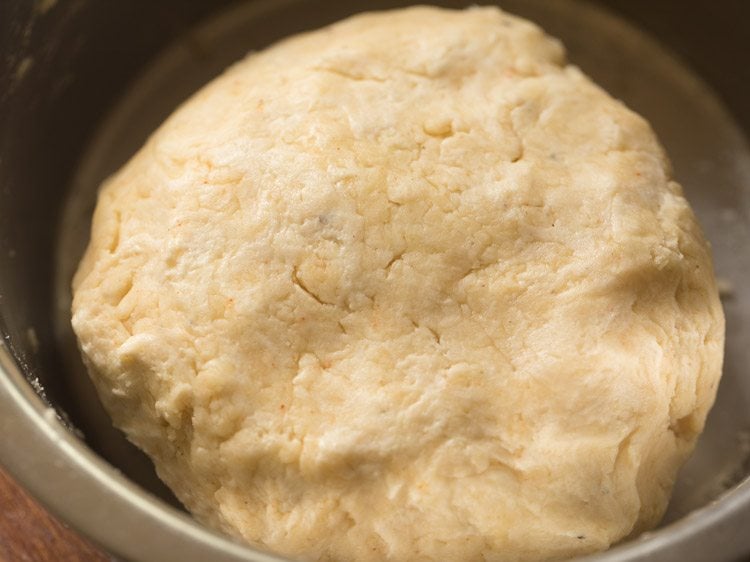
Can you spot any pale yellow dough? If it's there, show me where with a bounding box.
[72,6,725,562]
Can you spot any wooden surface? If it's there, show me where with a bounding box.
[0,465,112,562]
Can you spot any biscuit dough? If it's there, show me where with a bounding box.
[72,6,725,561]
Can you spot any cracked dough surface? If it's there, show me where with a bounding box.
[72,6,725,562]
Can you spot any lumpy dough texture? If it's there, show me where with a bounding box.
[72,6,725,562]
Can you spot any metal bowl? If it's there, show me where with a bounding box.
[1,1,749,561]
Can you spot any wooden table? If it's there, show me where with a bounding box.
[0,465,112,562]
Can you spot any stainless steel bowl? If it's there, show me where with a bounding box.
[2,1,750,561]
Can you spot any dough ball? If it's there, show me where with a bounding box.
[71,6,724,561]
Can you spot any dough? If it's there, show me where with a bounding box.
[71,6,725,561]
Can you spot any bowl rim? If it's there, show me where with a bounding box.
[2,0,750,558]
